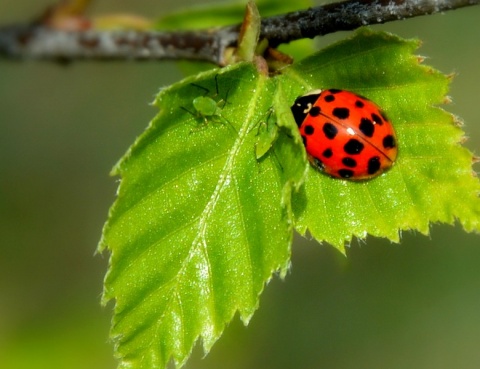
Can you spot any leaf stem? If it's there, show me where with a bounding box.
[0,0,477,65]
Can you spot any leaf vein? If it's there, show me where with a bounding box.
[113,151,229,228]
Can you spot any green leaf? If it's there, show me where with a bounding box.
[99,63,305,369]
[279,28,480,252]
[100,28,480,369]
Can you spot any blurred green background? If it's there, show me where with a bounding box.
[1,1,479,369]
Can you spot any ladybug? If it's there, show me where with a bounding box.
[291,89,397,180]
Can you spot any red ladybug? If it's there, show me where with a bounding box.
[291,89,398,180]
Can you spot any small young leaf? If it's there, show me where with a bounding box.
[236,1,261,63]
[279,28,480,252]
[99,63,304,369]
[156,0,315,75]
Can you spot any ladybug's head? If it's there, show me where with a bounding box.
[290,90,322,127]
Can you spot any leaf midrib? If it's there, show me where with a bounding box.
[152,73,266,337]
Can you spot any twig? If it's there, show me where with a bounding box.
[257,0,479,46]
[0,0,477,65]
[0,25,237,64]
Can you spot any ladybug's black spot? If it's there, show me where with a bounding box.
[371,113,383,125]
[290,94,319,127]
[324,94,335,103]
[338,169,354,178]
[309,106,321,116]
[359,118,375,137]
[383,135,396,149]
[328,89,342,94]
[344,139,364,155]
[304,124,315,135]
[333,107,350,120]
[322,148,333,158]
[342,157,357,168]
[355,100,365,108]
[367,156,381,174]
[323,122,338,139]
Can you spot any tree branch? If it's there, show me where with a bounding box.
[257,0,479,46]
[0,0,477,65]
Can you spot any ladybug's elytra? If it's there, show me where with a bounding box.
[291,89,398,180]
